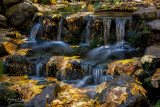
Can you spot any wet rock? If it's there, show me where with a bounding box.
[4,55,31,76]
[147,20,160,31]
[42,16,60,41]
[63,14,86,43]
[46,56,82,80]
[94,75,148,106]
[145,45,160,58]
[107,59,143,79]
[3,0,24,6]
[24,83,61,107]
[6,2,38,29]
[0,82,22,106]
[132,8,158,20]
[0,43,9,57]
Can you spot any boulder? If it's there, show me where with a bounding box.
[0,14,7,27]
[147,20,160,31]
[151,68,160,88]
[4,55,31,76]
[132,8,158,20]
[42,16,60,41]
[0,82,22,106]
[6,2,38,29]
[46,56,82,80]
[0,43,9,57]
[3,0,24,6]
[107,59,143,79]
[0,14,7,22]
[24,83,61,107]
[94,75,148,106]
[145,45,160,58]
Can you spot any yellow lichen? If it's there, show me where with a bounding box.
[95,82,108,94]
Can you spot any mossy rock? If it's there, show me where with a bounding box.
[0,82,22,106]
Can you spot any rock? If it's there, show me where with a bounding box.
[4,55,31,76]
[3,0,24,6]
[42,16,60,41]
[0,82,22,106]
[145,45,160,58]
[24,83,61,107]
[132,8,158,20]
[94,75,148,106]
[148,20,160,31]
[6,2,38,29]
[0,14,7,22]
[107,59,143,79]
[0,14,7,27]
[46,56,82,80]
[151,68,160,88]
[0,43,9,57]
[0,21,7,27]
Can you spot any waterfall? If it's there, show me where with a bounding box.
[30,23,41,40]
[57,18,63,41]
[36,63,43,77]
[80,63,113,85]
[103,18,111,46]
[116,18,126,45]
[85,18,92,45]
[75,76,92,87]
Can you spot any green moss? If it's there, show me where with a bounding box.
[141,29,151,34]
[0,60,5,78]
[155,99,160,107]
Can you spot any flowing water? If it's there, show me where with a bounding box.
[85,17,92,45]
[30,23,41,40]
[103,18,112,46]
[36,63,43,77]
[24,13,135,89]
[57,18,63,41]
[116,18,126,45]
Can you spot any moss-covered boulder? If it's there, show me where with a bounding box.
[107,59,143,79]
[46,56,83,80]
[4,55,31,76]
[94,75,148,106]
[0,82,22,106]
[2,0,24,6]
[5,2,38,29]
[132,8,158,21]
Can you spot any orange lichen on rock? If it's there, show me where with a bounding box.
[125,83,147,97]
[107,59,143,78]
[106,86,128,105]
[151,68,160,88]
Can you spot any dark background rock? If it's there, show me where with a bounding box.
[5,2,38,29]
[24,83,61,107]
[3,0,24,6]
[0,43,9,57]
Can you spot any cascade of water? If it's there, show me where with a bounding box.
[75,76,92,87]
[103,18,112,46]
[81,64,88,74]
[30,23,41,40]
[116,18,126,46]
[85,18,92,45]
[36,63,43,77]
[57,18,63,41]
